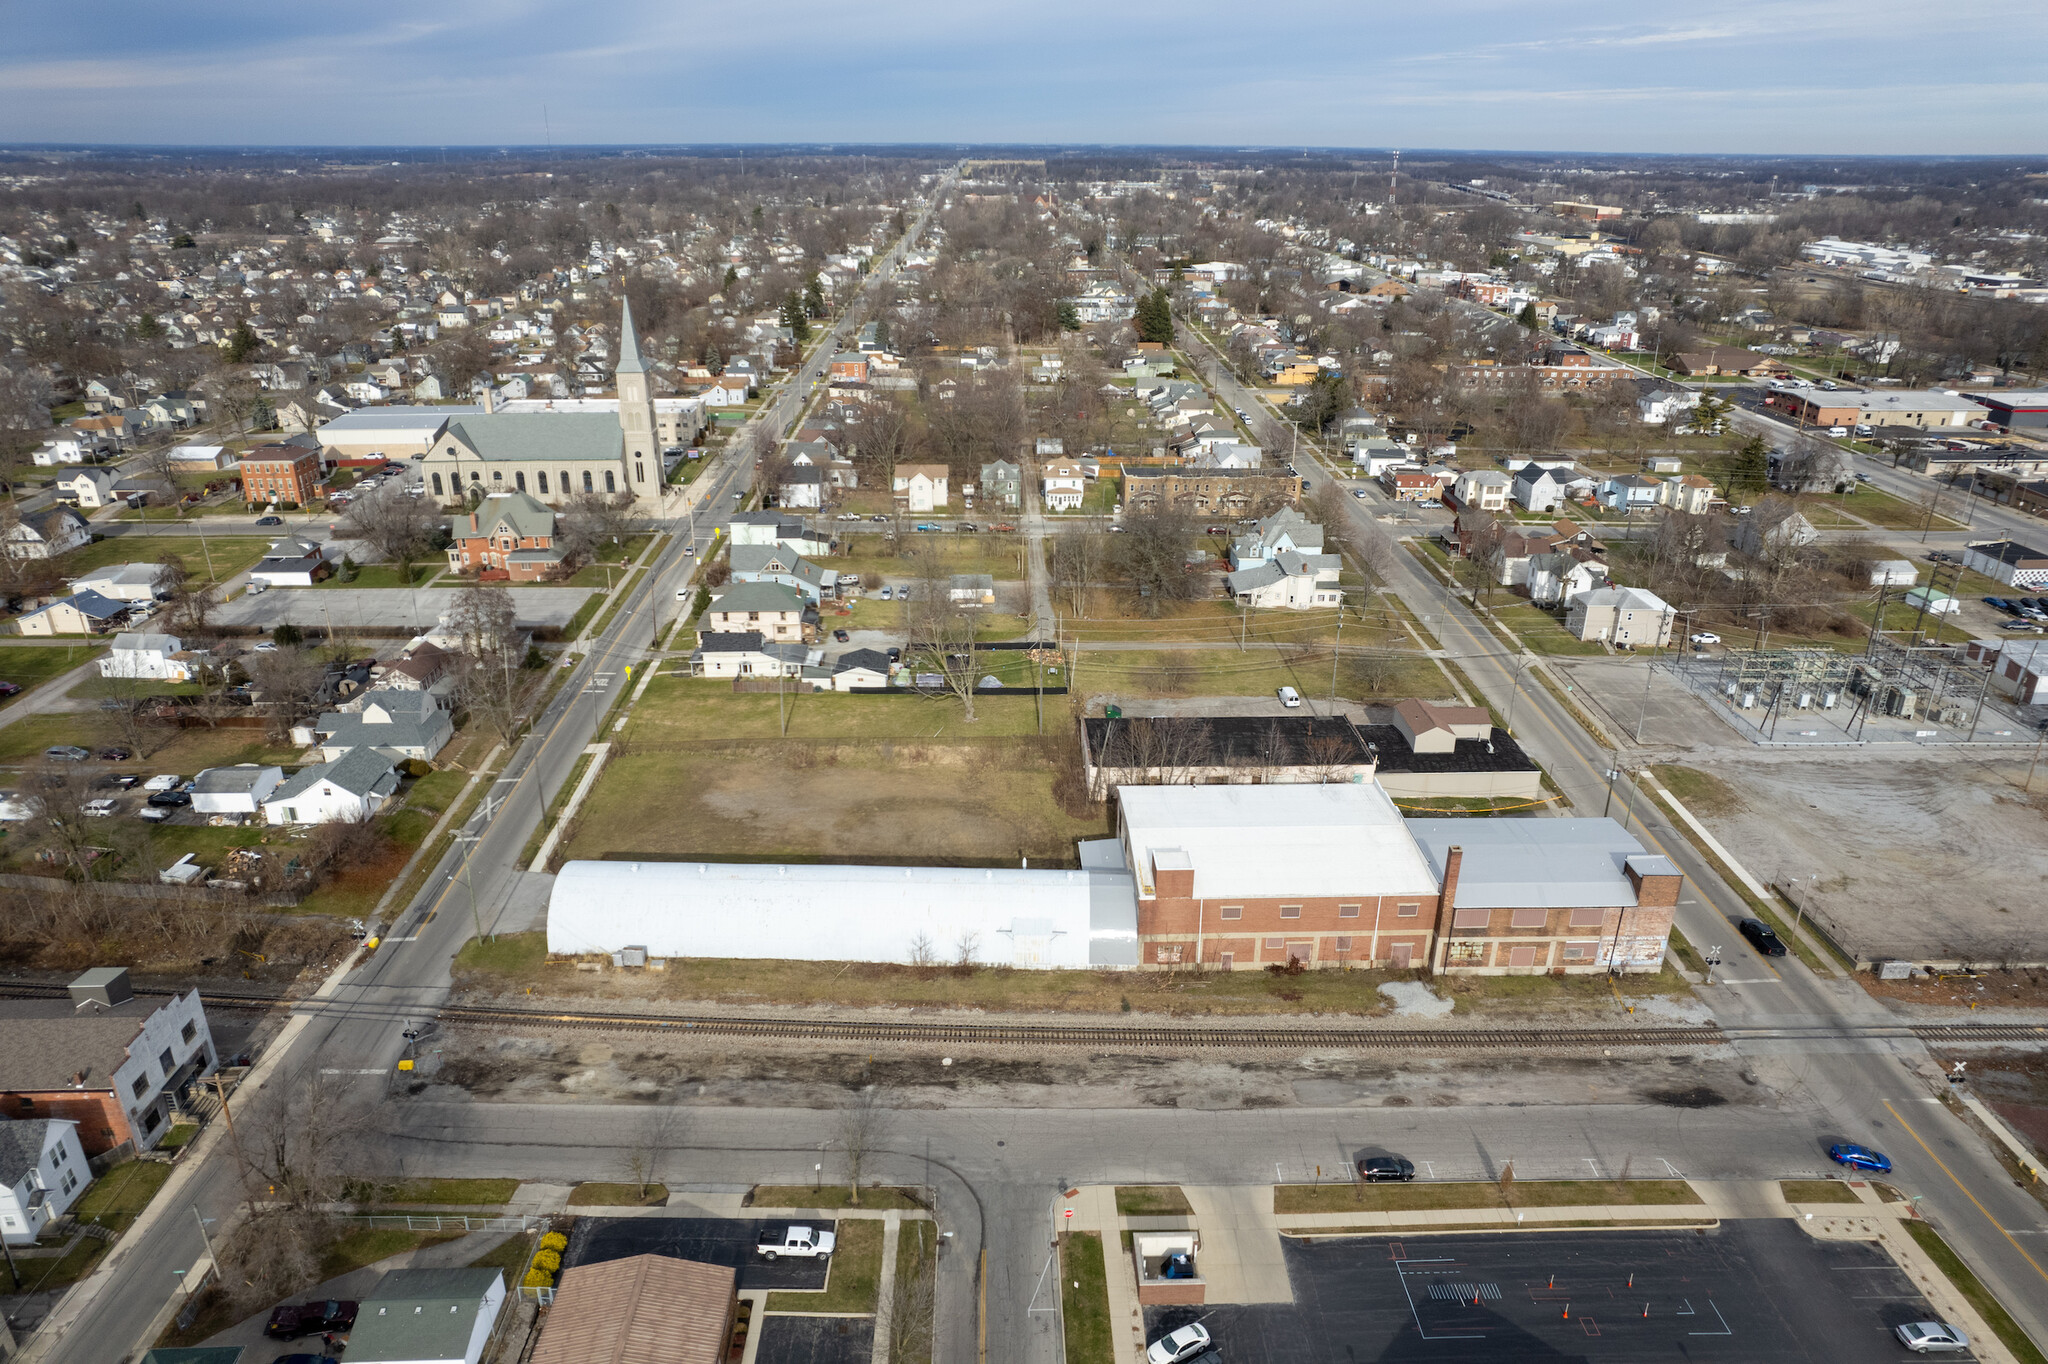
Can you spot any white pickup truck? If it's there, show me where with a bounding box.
[755,1225,836,1261]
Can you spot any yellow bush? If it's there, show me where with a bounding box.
[531,1249,562,1273]
[538,1232,568,1253]
[522,1267,554,1289]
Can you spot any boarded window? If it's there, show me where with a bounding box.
[1397,902,1420,918]
[1507,945,1541,969]
[1510,907,1548,929]
[1155,944,1183,964]
[1263,937,1286,950]
[1562,941,1598,962]
[1338,904,1360,919]
[130,1074,149,1100]
[1390,943,1413,968]
[1279,905,1301,920]
[1286,942,1313,964]
[1219,905,1242,920]
[1219,952,1235,968]
[1334,936,1353,951]
[1452,908,1491,930]
[181,1020,196,1044]
[1568,905,1606,928]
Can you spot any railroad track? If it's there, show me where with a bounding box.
[5,982,2042,1049]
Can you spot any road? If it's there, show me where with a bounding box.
[29,172,956,1364]
[1180,321,2048,1349]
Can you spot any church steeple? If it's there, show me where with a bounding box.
[617,297,646,375]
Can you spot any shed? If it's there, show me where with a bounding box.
[346,1267,506,1364]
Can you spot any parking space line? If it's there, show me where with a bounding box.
[1687,1300,1732,1336]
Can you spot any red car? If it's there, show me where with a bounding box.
[266,1299,358,1339]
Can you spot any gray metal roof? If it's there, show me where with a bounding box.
[269,748,399,803]
[191,765,279,795]
[349,1268,503,1363]
[444,412,621,464]
[1404,816,1668,910]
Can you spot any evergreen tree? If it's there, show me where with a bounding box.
[1135,287,1175,346]
[1057,301,1082,332]
[1727,435,1770,503]
[1516,301,1539,330]
[721,265,738,293]
[135,313,162,340]
[781,291,811,345]
[225,321,261,363]
[873,317,891,351]
[804,272,826,319]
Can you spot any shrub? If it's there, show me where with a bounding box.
[521,1267,553,1289]
[538,1231,568,1253]
[531,1248,561,1273]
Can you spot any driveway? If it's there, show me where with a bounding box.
[214,586,594,632]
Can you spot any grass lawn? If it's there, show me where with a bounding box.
[892,1220,937,1364]
[467,1229,537,1277]
[752,1186,926,1211]
[1484,603,1605,656]
[0,713,299,771]
[0,645,105,709]
[1058,1232,1114,1364]
[764,1217,882,1313]
[628,676,1057,740]
[301,563,436,589]
[1063,596,1409,651]
[355,1177,521,1206]
[1831,483,1963,532]
[1073,646,1443,702]
[1779,1180,1860,1203]
[1115,1186,1193,1217]
[1647,764,1745,817]
[1902,1220,2048,1364]
[158,1123,199,1150]
[834,532,1029,583]
[53,535,272,586]
[318,1226,465,1280]
[73,1157,174,1234]
[1273,1179,1701,1215]
[566,1182,669,1206]
[557,734,1104,866]
[561,534,658,588]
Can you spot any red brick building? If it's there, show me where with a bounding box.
[238,442,322,508]
[445,490,565,582]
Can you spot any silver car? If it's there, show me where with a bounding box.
[1146,1323,1210,1364]
[1894,1322,1968,1353]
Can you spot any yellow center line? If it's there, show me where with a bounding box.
[1883,1097,2048,1287]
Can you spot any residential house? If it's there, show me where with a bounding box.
[1392,699,1493,754]
[829,648,892,691]
[1644,454,1685,475]
[344,1268,506,1364]
[262,748,401,826]
[1449,470,1510,513]
[1733,506,1818,558]
[687,631,814,678]
[704,582,809,642]
[56,467,120,509]
[827,353,869,383]
[1189,441,1263,470]
[729,545,837,604]
[247,538,331,587]
[1656,475,1717,515]
[99,632,203,683]
[3,507,90,561]
[0,967,216,1157]
[303,689,454,763]
[1961,540,2048,590]
[1122,467,1297,515]
[445,491,564,582]
[1670,346,1786,378]
[1041,459,1087,511]
[1382,469,1437,501]
[531,1255,735,1364]
[981,459,1023,510]
[948,573,997,607]
[1510,463,1567,513]
[190,765,285,816]
[726,512,832,557]
[1636,390,1698,425]
[1770,446,1855,495]
[15,591,131,636]
[1525,550,1608,606]
[1351,437,1411,475]
[237,442,322,508]
[1597,474,1662,512]
[893,463,949,512]
[1223,549,1343,609]
[68,564,168,603]
[1566,585,1674,647]
[0,1118,88,1246]
[777,464,825,509]
[33,434,97,466]
[1230,508,1324,570]
[371,642,456,696]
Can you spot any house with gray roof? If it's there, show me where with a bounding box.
[1,1117,88,1246]
[829,648,893,691]
[190,764,284,815]
[1230,508,1324,570]
[688,631,817,679]
[981,459,1023,510]
[15,589,133,637]
[727,512,833,556]
[446,490,565,581]
[1223,549,1343,609]
[263,747,401,826]
[345,1267,507,1364]
[68,563,169,603]
[303,689,453,763]
[729,545,838,603]
[704,581,812,642]
[100,632,203,683]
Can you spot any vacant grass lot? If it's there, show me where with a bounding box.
[0,645,105,708]
[301,563,435,589]
[1274,1179,1701,1215]
[1647,764,1746,817]
[1830,483,1963,531]
[1062,595,1411,650]
[835,532,1028,582]
[628,676,1056,740]
[1484,603,1606,656]
[0,713,299,769]
[557,736,1104,866]
[765,1217,882,1313]
[53,535,273,586]
[1058,1232,1113,1364]
[1073,646,1443,701]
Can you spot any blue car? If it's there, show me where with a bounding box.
[1828,1143,1892,1173]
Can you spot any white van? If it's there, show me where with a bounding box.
[1277,686,1302,708]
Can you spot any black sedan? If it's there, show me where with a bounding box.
[146,787,192,809]
[1738,917,1787,957]
[1358,1156,1416,1182]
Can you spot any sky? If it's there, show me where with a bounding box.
[2,0,2044,155]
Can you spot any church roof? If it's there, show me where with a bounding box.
[616,299,645,376]
[443,413,621,464]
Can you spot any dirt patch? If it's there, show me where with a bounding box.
[1861,967,2048,1009]
[1646,1085,1726,1108]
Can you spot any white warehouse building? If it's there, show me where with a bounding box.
[547,853,1140,970]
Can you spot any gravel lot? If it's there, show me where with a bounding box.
[214,585,595,631]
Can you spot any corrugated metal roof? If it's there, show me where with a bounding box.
[1405,817,1662,910]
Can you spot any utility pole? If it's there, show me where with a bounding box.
[1330,609,1343,709]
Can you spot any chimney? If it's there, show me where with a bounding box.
[1432,846,1463,975]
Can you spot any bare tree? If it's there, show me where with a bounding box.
[1049,524,1103,617]
[341,483,443,584]
[838,1085,886,1207]
[448,582,526,744]
[1095,715,1209,797]
[99,695,171,761]
[557,490,638,566]
[888,1218,939,1364]
[620,1105,686,1202]
[1112,506,1198,616]
[904,549,981,722]
[248,645,327,743]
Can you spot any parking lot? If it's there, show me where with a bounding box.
[752,1315,874,1364]
[1144,1222,1961,1363]
[561,1216,835,1293]
[214,585,595,632]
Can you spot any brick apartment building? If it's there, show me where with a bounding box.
[1122,466,1298,516]
[446,490,565,581]
[237,441,322,508]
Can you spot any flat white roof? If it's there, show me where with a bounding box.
[548,860,1138,969]
[319,406,482,434]
[1116,782,1438,900]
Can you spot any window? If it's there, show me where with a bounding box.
[1447,941,1486,963]
[159,1047,174,1074]
[1397,902,1420,918]
[130,1074,149,1100]
[515,472,526,492]
[538,471,549,495]
[1155,944,1183,964]
[1334,936,1353,951]
[470,470,481,483]
[582,470,594,493]
[1338,904,1360,919]
[635,461,645,484]
[1568,905,1606,928]
[143,1107,162,1133]
[1452,908,1491,930]
[492,469,503,484]
[53,1140,65,1163]
[1218,905,1242,921]
[1562,941,1597,962]
[182,1019,197,1045]
[560,470,571,494]
[605,470,617,493]
[1263,937,1285,950]
[1218,952,1234,968]
[1510,907,1547,929]
[1279,905,1301,919]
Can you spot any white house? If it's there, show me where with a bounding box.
[687,631,815,678]
[305,690,453,763]
[0,1119,88,1246]
[1451,470,1510,513]
[1567,586,1675,647]
[247,538,330,587]
[99,632,201,683]
[1510,464,1567,513]
[829,648,892,691]
[1526,552,1608,606]
[728,545,837,604]
[345,1268,507,1364]
[1351,437,1410,475]
[893,464,949,512]
[190,764,285,815]
[3,508,90,560]
[15,590,131,636]
[1597,474,1662,512]
[263,748,400,826]
[167,444,233,471]
[56,467,120,509]
[1223,550,1344,609]
[69,563,168,603]
[1637,390,1699,425]
[777,465,824,510]
[1869,559,1919,587]
[1041,460,1087,511]
[33,434,95,466]
[1230,508,1324,570]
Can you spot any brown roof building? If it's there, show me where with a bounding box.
[531,1254,736,1364]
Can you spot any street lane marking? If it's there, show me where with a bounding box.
[319,1068,388,1075]
[1882,1098,2048,1288]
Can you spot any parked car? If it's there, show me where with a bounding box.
[138,806,171,822]
[266,1299,360,1339]
[96,747,132,761]
[1358,1156,1416,1182]
[255,515,283,526]
[1205,525,1230,534]
[1277,686,1302,708]
[43,746,89,762]
[1893,1321,1968,1353]
[147,788,192,809]
[82,799,119,818]
[1737,917,1786,957]
[1828,1143,1892,1174]
[957,522,979,532]
[870,514,889,522]
[990,523,1017,532]
[886,647,901,662]
[1688,632,1722,647]
[833,629,850,643]
[837,513,863,521]
[143,774,182,791]
[253,641,279,652]
[1353,489,1369,499]
[95,774,141,790]
[1825,426,1849,437]
[913,522,940,532]
[756,1225,836,1261]
[1146,1323,1212,1364]
[0,682,20,698]
[879,586,893,600]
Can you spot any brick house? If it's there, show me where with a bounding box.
[237,441,322,508]
[1116,784,1443,971]
[1406,819,1680,975]
[827,352,870,383]
[446,490,565,581]
[1121,467,1297,515]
